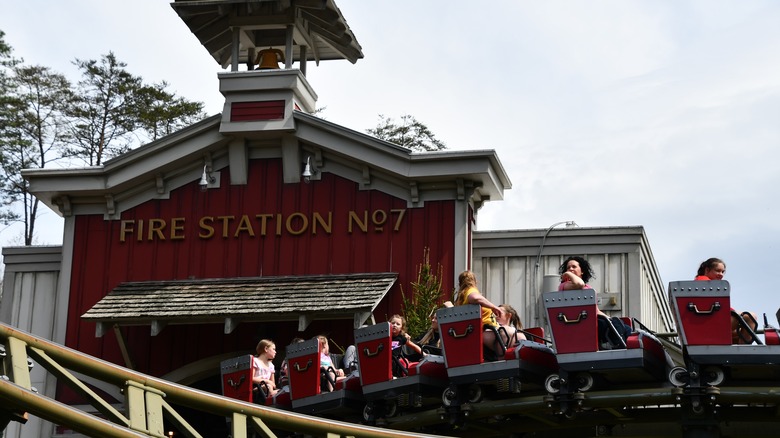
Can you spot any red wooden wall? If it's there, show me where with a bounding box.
[65,158,456,378]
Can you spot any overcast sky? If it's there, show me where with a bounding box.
[2,1,780,319]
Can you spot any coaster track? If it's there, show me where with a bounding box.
[2,321,780,438]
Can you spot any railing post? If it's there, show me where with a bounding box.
[231,412,247,438]
[145,390,165,437]
[125,380,167,437]
[125,380,147,434]
[7,337,32,390]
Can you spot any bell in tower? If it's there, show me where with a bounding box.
[255,48,285,70]
[170,0,363,129]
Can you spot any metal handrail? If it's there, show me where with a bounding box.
[0,322,446,438]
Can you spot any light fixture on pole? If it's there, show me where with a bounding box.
[199,164,216,191]
[532,220,579,324]
[302,156,313,183]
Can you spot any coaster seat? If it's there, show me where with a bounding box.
[436,304,558,411]
[286,338,363,416]
[355,323,448,421]
[669,280,780,387]
[542,289,670,395]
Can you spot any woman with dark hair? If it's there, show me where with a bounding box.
[558,256,594,291]
[558,256,631,349]
[695,257,726,281]
[694,257,757,344]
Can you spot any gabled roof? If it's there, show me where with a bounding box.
[22,109,510,219]
[81,272,397,336]
[171,0,364,67]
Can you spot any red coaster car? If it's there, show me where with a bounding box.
[355,322,449,421]
[436,304,558,413]
[542,289,670,400]
[219,354,292,409]
[286,338,363,416]
[220,355,255,403]
[668,280,780,388]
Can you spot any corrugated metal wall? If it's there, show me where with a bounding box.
[472,227,675,335]
[0,247,62,438]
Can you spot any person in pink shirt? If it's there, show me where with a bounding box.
[558,256,631,348]
[253,339,278,397]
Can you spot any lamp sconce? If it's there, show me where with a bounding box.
[199,164,220,191]
[302,155,314,184]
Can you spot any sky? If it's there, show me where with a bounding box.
[1,0,780,319]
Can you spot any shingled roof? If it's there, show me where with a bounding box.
[170,0,364,68]
[82,272,396,337]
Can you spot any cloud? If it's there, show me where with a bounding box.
[3,0,780,321]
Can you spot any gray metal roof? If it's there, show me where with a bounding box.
[22,110,511,218]
[81,272,396,336]
[171,0,364,68]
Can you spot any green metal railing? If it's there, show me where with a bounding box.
[6,320,780,438]
[0,322,445,438]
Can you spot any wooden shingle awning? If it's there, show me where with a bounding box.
[81,273,396,337]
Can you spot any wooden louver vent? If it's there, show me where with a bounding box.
[230,100,285,122]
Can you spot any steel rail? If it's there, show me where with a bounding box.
[0,322,447,438]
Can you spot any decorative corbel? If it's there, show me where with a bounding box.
[456,179,465,201]
[105,195,115,217]
[155,173,165,194]
[410,182,419,204]
[95,322,108,338]
[353,311,373,329]
[361,165,371,186]
[224,317,240,334]
[151,320,167,336]
[298,314,312,331]
[313,148,323,168]
[54,195,72,217]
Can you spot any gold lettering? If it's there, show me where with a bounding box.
[372,209,387,232]
[234,215,255,237]
[199,217,215,238]
[148,219,166,240]
[286,213,308,235]
[391,209,406,231]
[256,214,272,236]
[120,208,407,242]
[170,218,185,240]
[312,212,332,235]
[119,220,135,243]
[217,216,235,238]
[348,211,367,233]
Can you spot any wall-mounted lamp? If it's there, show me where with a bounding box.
[302,156,313,184]
[199,164,218,191]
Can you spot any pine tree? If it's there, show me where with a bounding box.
[401,248,445,338]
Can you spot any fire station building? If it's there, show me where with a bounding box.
[0,1,673,436]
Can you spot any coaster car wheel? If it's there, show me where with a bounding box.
[669,366,689,387]
[384,399,398,417]
[573,372,594,392]
[545,374,561,394]
[362,403,374,422]
[442,386,458,407]
[702,366,725,386]
[467,384,483,403]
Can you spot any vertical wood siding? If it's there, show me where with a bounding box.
[65,159,456,378]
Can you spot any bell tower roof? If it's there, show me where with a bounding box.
[171,0,363,70]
